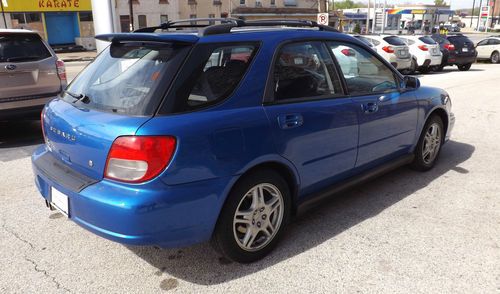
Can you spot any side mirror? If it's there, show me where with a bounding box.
[404,76,420,89]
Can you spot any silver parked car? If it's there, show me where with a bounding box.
[0,29,66,120]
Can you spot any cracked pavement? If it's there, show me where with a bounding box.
[0,63,499,293]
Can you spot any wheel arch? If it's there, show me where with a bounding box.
[230,159,301,214]
[425,107,449,139]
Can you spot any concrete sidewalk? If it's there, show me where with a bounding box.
[56,51,97,62]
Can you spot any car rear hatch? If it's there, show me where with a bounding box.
[383,36,410,59]
[0,32,62,101]
[41,34,195,180]
[418,36,441,56]
[448,35,475,56]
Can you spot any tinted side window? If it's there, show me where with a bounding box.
[0,33,51,62]
[477,39,489,46]
[329,42,398,95]
[185,45,256,108]
[490,39,500,45]
[272,42,342,101]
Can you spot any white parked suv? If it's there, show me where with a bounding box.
[399,35,443,74]
[358,35,412,71]
[475,36,500,63]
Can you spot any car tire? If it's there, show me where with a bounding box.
[408,58,417,74]
[419,66,430,74]
[411,115,444,172]
[212,169,291,263]
[490,51,499,64]
[457,63,472,71]
[434,64,444,72]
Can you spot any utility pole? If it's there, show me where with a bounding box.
[372,0,377,33]
[381,0,387,34]
[129,0,134,31]
[366,0,370,34]
[477,0,483,31]
[0,0,7,29]
[471,0,476,27]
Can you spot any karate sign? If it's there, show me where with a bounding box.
[317,13,329,26]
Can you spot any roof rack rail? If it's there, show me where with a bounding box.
[202,19,339,36]
[134,18,339,36]
[134,18,244,33]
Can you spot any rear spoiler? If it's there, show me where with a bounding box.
[95,33,199,44]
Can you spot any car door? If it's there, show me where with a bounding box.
[328,41,418,168]
[263,41,359,195]
[476,39,490,59]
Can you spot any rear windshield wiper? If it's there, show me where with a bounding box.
[5,56,41,62]
[63,90,91,104]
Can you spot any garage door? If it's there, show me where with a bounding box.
[45,12,79,45]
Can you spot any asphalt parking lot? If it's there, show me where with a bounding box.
[1,62,499,293]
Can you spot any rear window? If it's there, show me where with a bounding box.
[383,36,406,46]
[62,42,189,115]
[0,33,52,62]
[447,36,471,44]
[419,36,437,45]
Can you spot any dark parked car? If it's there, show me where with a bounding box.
[431,34,477,71]
[32,19,455,263]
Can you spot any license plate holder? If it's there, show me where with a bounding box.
[51,187,69,217]
[462,48,468,52]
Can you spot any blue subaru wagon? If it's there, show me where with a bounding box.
[32,19,454,263]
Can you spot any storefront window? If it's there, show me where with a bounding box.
[25,13,41,23]
[79,12,93,22]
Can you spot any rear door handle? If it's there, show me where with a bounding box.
[278,114,303,129]
[362,102,379,114]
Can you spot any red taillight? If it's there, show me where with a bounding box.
[56,59,66,81]
[382,46,394,53]
[104,136,176,183]
[341,48,355,56]
[444,43,455,51]
[418,45,429,51]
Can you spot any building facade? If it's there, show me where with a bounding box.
[0,0,324,47]
[0,0,93,45]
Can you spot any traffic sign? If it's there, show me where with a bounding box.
[317,13,329,26]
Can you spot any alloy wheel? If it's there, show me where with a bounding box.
[233,183,284,252]
[422,123,442,165]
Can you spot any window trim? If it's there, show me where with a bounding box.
[157,41,262,116]
[263,39,348,105]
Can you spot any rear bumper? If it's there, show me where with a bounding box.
[394,58,411,70]
[32,146,233,248]
[0,93,58,120]
[446,54,476,66]
[429,55,442,66]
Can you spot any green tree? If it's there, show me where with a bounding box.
[333,0,365,10]
[353,22,361,33]
[434,0,447,6]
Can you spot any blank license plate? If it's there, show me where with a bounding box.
[462,48,468,52]
[51,187,69,217]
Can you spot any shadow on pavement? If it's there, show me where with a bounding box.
[128,140,475,285]
[0,120,43,161]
